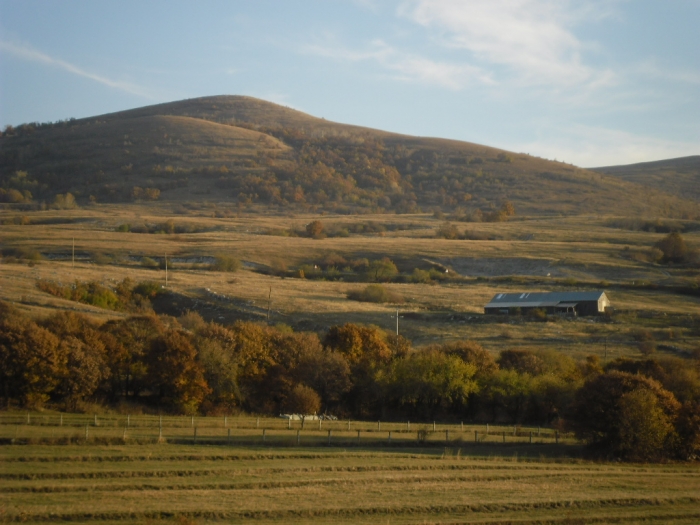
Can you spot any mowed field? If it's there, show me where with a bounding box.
[1,442,699,524]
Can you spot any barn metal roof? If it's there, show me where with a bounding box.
[484,291,606,309]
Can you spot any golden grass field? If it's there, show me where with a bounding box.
[1,206,700,523]
[1,205,698,358]
[1,437,699,524]
[0,413,698,524]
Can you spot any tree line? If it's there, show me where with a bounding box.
[1,301,699,460]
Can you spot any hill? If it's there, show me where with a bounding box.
[591,156,700,204]
[1,95,698,218]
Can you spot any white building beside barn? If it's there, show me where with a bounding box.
[484,291,611,316]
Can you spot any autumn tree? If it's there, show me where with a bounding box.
[323,323,393,367]
[146,330,210,414]
[568,371,680,459]
[0,306,62,407]
[306,220,325,238]
[283,384,321,417]
[437,340,498,377]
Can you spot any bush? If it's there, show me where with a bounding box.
[141,257,159,269]
[210,255,241,272]
[654,232,689,263]
[306,220,325,239]
[347,284,403,303]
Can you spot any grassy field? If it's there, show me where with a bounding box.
[1,435,699,524]
[1,206,698,358]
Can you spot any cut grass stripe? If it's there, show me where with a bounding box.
[2,496,699,522]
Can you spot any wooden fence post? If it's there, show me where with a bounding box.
[377,421,381,431]
[319,419,322,431]
[555,431,559,444]
[475,430,478,443]
[328,430,332,445]
[357,430,361,445]
[296,429,300,446]
[529,431,532,444]
[445,429,449,444]
[502,432,506,443]
[262,428,266,444]
[85,425,89,441]
[433,421,436,431]
[388,431,392,443]
[407,421,410,431]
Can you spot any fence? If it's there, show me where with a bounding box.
[0,413,573,447]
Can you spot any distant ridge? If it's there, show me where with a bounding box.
[591,156,700,204]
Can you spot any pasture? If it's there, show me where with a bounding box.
[1,413,700,524]
[1,205,698,357]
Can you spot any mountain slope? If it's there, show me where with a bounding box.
[1,95,698,218]
[591,156,700,204]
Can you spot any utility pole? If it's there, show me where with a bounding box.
[391,309,404,339]
[267,286,272,322]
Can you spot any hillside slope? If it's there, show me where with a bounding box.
[1,95,697,218]
[591,156,700,204]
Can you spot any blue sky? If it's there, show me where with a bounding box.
[1,0,698,167]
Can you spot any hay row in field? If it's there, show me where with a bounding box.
[3,496,699,523]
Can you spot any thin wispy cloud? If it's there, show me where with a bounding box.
[516,124,699,167]
[398,0,617,88]
[304,38,494,89]
[0,41,154,99]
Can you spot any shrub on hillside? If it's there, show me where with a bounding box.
[347,284,403,304]
[210,255,241,272]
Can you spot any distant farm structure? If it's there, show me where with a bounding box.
[484,291,611,316]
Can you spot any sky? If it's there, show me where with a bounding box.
[0,0,698,167]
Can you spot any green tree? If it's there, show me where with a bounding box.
[366,258,399,282]
[384,350,477,419]
[480,369,533,423]
[617,388,675,461]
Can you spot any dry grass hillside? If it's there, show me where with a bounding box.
[592,155,700,204]
[1,205,698,359]
[2,96,698,218]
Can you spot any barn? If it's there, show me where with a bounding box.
[484,291,610,316]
